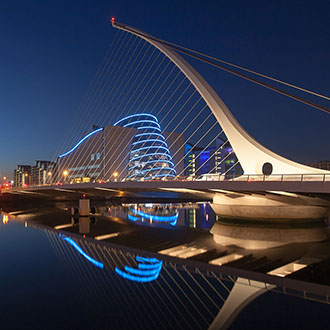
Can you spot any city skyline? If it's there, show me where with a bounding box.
[1,0,330,179]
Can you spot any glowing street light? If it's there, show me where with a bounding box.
[113,171,118,182]
[63,170,69,177]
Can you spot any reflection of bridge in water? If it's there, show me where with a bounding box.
[5,207,330,329]
[38,224,330,329]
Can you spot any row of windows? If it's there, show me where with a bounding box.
[91,152,101,161]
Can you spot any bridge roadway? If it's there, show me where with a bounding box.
[3,177,330,200]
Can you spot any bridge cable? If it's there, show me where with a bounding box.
[118,23,330,115]
[111,69,189,179]
[62,35,144,179]
[50,30,124,179]
[68,38,151,177]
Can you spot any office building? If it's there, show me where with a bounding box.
[57,114,185,183]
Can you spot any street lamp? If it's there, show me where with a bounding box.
[63,170,69,183]
[113,171,118,182]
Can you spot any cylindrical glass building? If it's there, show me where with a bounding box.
[114,114,176,180]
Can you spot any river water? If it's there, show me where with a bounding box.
[0,202,329,329]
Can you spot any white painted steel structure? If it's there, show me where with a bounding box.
[112,22,329,176]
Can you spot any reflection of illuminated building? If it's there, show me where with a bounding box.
[115,256,162,283]
[186,209,196,228]
[59,233,104,269]
[2,214,9,224]
[128,204,178,226]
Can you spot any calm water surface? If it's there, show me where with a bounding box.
[0,203,329,329]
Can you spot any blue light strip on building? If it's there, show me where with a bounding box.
[127,167,176,179]
[143,173,176,179]
[130,145,170,154]
[115,256,162,283]
[113,113,158,126]
[129,152,172,162]
[59,128,103,158]
[132,139,168,146]
[137,126,161,132]
[128,159,175,170]
[135,133,165,140]
[123,120,161,129]
[59,234,104,269]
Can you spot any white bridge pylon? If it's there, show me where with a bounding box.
[112,21,328,176]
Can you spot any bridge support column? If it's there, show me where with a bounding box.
[79,199,90,216]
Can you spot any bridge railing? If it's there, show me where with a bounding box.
[5,173,330,190]
[166,173,330,183]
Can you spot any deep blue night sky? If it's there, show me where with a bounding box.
[1,0,330,179]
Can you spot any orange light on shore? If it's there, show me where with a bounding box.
[2,215,9,224]
[111,17,115,23]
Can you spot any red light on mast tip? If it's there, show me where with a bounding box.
[111,17,115,23]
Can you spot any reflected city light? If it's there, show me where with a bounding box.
[128,205,179,226]
[2,214,9,224]
[59,233,104,269]
[115,256,162,283]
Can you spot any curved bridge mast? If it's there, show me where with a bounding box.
[112,21,328,176]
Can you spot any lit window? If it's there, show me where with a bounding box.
[91,154,95,161]
[96,152,100,160]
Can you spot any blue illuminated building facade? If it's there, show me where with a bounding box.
[114,114,176,180]
[185,138,243,177]
[57,114,184,183]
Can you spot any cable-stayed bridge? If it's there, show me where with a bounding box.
[6,20,330,220]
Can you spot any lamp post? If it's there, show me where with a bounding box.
[63,170,69,183]
[113,171,118,182]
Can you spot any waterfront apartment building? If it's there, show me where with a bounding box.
[13,165,31,187]
[31,160,57,186]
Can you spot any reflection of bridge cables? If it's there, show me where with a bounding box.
[118,22,330,114]
[115,256,163,283]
